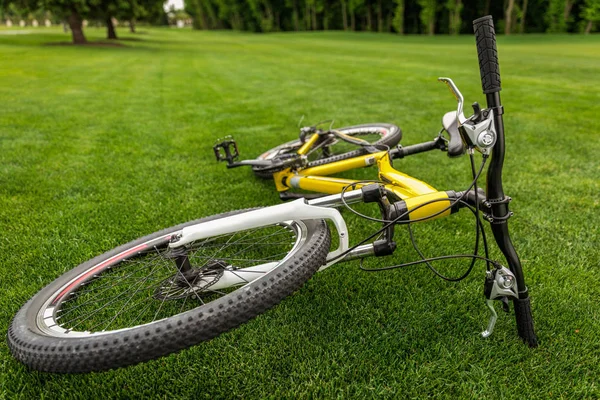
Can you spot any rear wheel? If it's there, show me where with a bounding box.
[8,210,330,373]
[253,123,402,179]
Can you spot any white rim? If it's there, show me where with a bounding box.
[36,221,307,338]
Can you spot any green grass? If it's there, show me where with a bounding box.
[1,26,599,398]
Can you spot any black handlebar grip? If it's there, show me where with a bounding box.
[473,16,501,94]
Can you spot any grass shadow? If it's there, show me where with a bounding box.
[43,40,127,47]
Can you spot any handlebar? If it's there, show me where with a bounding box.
[473,16,501,95]
[390,138,444,159]
[473,17,537,347]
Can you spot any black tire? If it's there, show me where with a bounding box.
[253,123,402,179]
[7,210,330,373]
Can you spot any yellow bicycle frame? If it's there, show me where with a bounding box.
[272,133,453,222]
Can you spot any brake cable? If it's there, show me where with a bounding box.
[333,152,498,281]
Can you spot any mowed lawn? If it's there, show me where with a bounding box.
[1,26,599,398]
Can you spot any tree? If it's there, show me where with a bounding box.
[284,0,301,30]
[305,0,316,29]
[519,0,529,33]
[245,0,276,31]
[392,0,404,33]
[417,0,436,35]
[212,0,249,30]
[446,0,462,34]
[89,0,144,40]
[116,0,164,33]
[340,0,349,29]
[581,0,600,33]
[347,0,364,30]
[375,0,383,31]
[4,1,30,24]
[37,0,91,44]
[187,0,222,29]
[546,0,575,32]
[505,0,515,34]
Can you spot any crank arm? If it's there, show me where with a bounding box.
[226,159,281,168]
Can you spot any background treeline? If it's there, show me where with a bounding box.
[186,0,600,34]
[2,0,599,45]
[0,0,168,43]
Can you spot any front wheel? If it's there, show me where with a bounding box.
[8,210,330,373]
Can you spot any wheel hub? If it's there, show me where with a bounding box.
[154,259,229,300]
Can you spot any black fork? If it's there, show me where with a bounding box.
[473,15,538,347]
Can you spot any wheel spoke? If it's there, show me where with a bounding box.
[50,221,300,334]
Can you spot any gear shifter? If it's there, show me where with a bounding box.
[481,266,519,338]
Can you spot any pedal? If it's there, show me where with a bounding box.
[481,266,518,338]
[213,136,239,165]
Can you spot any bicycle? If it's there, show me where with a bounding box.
[8,16,537,374]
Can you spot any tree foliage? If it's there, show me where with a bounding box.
[2,0,599,37]
[177,0,597,34]
[1,0,165,43]
[581,0,600,32]
[391,0,404,33]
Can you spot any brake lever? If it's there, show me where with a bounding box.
[438,78,497,155]
[438,77,467,125]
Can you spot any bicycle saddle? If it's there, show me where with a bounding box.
[442,111,465,157]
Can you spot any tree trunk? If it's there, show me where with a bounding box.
[428,19,434,35]
[350,11,355,31]
[292,0,299,31]
[483,0,490,15]
[377,0,383,32]
[129,19,136,33]
[448,0,461,35]
[393,0,404,34]
[341,0,348,30]
[323,9,328,30]
[519,0,528,33]
[305,2,311,30]
[197,0,209,29]
[191,0,208,29]
[265,3,274,31]
[456,0,462,34]
[504,0,515,35]
[202,0,219,29]
[311,4,317,30]
[68,10,87,44]
[584,20,593,34]
[563,0,574,24]
[106,15,117,39]
[366,4,372,31]
[234,12,243,30]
